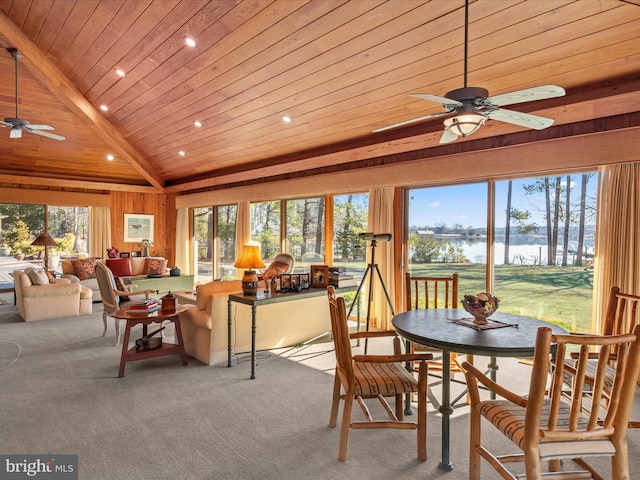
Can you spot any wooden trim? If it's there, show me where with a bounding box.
[0,187,110,207]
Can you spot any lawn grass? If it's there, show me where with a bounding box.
[408,263,593,333]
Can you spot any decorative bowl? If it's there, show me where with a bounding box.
[462,293,499,325]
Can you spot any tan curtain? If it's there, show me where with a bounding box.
[89,206,111,258]
[593,163,640,334]
[235,201,251,279]
[366,187,395,330]
[175,207,191,275]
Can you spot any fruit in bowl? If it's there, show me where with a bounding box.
[462,293,499,325]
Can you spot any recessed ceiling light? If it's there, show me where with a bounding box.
[193,121,202,127]
[115,68,125,77]
[282,115,292,123]
[100,105,108,112]
[178,150,186,156]
[184,37,196,48]
[106,154,114,161]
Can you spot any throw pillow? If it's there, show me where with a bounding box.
[71,258,96,281]
[261,261,289,281]
[105,258,132,277]
[25,267,50,285]
[144,257,167,276]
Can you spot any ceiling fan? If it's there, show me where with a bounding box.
[1,48,65,141]
[374,0,565,143]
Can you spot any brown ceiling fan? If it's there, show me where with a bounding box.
[1,48,65,141]
[374,0,565,143]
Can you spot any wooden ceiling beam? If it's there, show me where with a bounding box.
[0,11,165,192]
[0,173,158,193]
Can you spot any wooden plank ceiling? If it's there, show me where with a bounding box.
[0,0,639,194]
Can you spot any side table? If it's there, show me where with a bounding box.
[112,305,189,377]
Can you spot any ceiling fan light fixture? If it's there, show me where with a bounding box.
[443,113,486,138]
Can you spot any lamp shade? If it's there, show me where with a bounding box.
[234,245,265,270]
[138,239,153,247]
[444,113,486,138]
[234,245,265,296]
[31,233,57,247]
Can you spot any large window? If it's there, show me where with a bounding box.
[193,205,237,283]
[332,193,368,280]
[493,174,597,333]
[407,183,488,300]
[251,201,281,264]
[285,197,325,271]
[406,173,598,333]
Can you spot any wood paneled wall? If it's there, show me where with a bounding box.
[109,191,170,263]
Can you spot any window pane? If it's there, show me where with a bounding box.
[215,205,237,281]
[407,184,488,303]
[194,207,213,284]
[251,201,280,263]
[494,174,597,333]
[48,206,89,257]
[333,193,368,282]
[286,197,325,271]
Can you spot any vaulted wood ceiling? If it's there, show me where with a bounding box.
[0,0,639,195]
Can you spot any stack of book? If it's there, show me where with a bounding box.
[129,298,161,313]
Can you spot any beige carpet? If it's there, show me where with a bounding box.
[0,293,639,479]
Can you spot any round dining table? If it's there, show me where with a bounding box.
[392,308,567,472]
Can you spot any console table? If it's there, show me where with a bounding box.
[228,286,358,379]
[124,275,194,295]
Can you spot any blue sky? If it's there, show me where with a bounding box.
[408,176,598,229]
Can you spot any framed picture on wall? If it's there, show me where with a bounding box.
[124,214,154,243]
[310,265,329,288]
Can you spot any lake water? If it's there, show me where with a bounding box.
[457,241,593,265]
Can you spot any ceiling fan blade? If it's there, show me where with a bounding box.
[487,108,555,130]
[410,93,463,107]
[10,128,22,139]
[485,85,565,107]
[26,124,55,130]
[26,127,65,141]
[439,129,458,144]
[1,120,13,127]
[373,111,451,133]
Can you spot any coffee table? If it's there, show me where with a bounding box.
[112,305,189,377]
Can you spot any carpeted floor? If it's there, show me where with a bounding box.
[1,293,639,479]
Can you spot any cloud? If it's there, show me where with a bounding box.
[429,201,440,207]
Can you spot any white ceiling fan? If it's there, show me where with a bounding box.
[1,48,65,141]
[374,0,565,143]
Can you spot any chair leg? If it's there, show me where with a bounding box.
[329,375,341,428]
[523,447,542,479]
[469,406,481,480]
[114,318,121,346]
[102,311,108,337]
[417,361,427,462]
[611,437,630,480]
[338,393,354,461]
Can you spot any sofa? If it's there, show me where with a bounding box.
[14,268,93,322]
[60,256,168,300]
[179,280,332,366]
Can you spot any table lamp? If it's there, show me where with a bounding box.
[31,233,57,271]
[139,238,153,257]
[234,245,265,296]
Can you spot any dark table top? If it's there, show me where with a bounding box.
[392,308,567,357]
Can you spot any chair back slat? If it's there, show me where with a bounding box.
[405,273,458,310]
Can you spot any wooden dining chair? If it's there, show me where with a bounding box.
[463,324,640,480]
[404,273,471,377]
[326,286,432,462]
[567,286,640,428]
